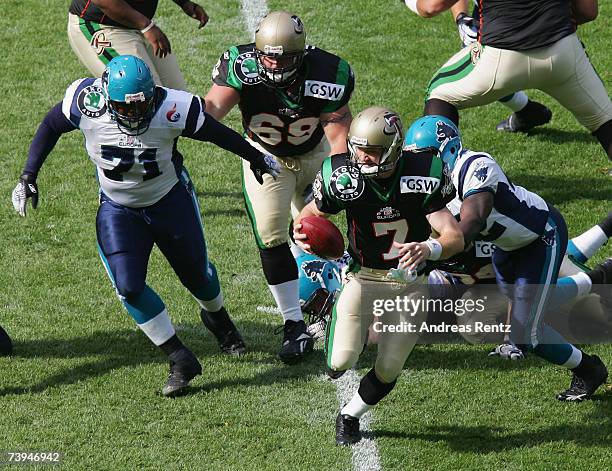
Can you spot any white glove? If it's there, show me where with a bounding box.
[488,343,524,360]
[250,153,281,184]
[456,13,478,47]
[12,174,39,217]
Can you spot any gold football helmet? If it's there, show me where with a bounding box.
[255,11,306,87]
[348,106,404,178]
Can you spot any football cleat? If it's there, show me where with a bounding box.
[278,320,314,364]
[200,308,246,356]
[587,258,612,285]
[0,325,13,355]
[326,366,347,380]
[496,102,552,133]
[335,413,362,446]
[557,355,608,402]
[162,347,202,397]
[488,343,525,360]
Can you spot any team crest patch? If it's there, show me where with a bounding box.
[470,42,482,64]
[233,52,261,85]
[376,206,400,220]
[330,166,365,201]
[77,85,107,118]
[91,31,111,55]
[313,175,323,201]
[473,164,489,182]
[166,103,180,122]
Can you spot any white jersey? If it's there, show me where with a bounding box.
[451,150,549,252]
[61,78,205,207]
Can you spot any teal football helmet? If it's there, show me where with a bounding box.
[102,55,156,135]
[404,115,462,171]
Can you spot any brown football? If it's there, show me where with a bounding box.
[298,216,345,260]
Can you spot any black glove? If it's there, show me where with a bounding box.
[12,174,39,217]
[456,12,478,47]
[250,153,281,185]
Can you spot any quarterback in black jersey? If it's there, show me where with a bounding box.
[204,11,354,364]
[294,107,463,445]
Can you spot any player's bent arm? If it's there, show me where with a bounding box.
[572,0,598,25]
[203,84,241,121]
[426,207,464,259]
[408,0,460,17]
[293,200,333,253]
[458,191,494,247]
[320,105,352,155]
[93,0,153,30]
[450,0,470,20]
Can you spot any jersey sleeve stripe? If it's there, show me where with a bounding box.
[457,153,488,201]
[184,96,205,135]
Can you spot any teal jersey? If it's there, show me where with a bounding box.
[314,151,454,270]
[212,44,354,157]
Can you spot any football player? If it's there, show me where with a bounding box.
[404,115,609,401]
[294,107,464,445]
[11,55,279,397]
[0,325,13,355]
[203,11,354,364]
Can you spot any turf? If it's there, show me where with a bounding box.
[0,0,610,469]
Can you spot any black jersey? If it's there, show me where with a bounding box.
[478,0,574,50]
[314,152,453,270]
[69,0,158,27]
[212,44,354,157]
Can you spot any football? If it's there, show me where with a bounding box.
[298,216,345,260]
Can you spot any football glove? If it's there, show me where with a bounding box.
[455,12,478,47]
[250,153,281,185]
[12,174,39,217]
[488,343,524,361]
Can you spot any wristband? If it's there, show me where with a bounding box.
[424,238,443,261]
[140,20,156,34]
[404,0,419,14]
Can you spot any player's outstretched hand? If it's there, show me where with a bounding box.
[143,24,171,57]
[250,153,281,185]
[488,343,524,360]
[12,174,39,217]
[455,12,478,47]
[182,1,209,29]
[292,223,313,254]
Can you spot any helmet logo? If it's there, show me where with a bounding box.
[291,15,304,33]
[383,113,400,136]
[435,120,458,143]
[301,260,328,284]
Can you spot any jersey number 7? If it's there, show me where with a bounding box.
[373,220,409,261]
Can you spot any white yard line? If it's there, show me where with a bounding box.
[241,2,382,469]
[240,0,268,38]
[335,370,383,471]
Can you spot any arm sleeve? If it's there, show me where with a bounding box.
[182,97,262,163]
[461,158,500,200]
[313,160,344,214]
[23,102,77,178]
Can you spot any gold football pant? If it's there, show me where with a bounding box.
[326,269,426,384]
[241,137,330,249]
[427,33,612,132]
[67,13,186,89]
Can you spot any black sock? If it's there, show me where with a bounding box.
[592,119,612,160]
[201,306,235,338]
[358,368,397,406]
[598,211,612,238]
[572,352,594,377]
[159,334,184,356]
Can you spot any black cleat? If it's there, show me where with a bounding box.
[336,413,362,446]
[557,355,608,402]
[200,308,246,356]
[162,347,202,397]
[586,258,612,285]
[497,101,552,133]
[278,320,314,364]
[0,325,13,355]
[326,366,347,380]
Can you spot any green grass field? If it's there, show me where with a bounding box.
[1,1,610,469]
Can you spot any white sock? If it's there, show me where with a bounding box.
[138,309,175,346]
[194,291,224,312]
[341,391,372,419]
[571,226,608,260]
[562,346,583,369]
[568,272,593,296]
[269,279,303,322]
[504,91,529,112]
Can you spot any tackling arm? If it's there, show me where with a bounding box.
[458,191,494,247]
[571,0,598,25]
[320,104,352,155]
